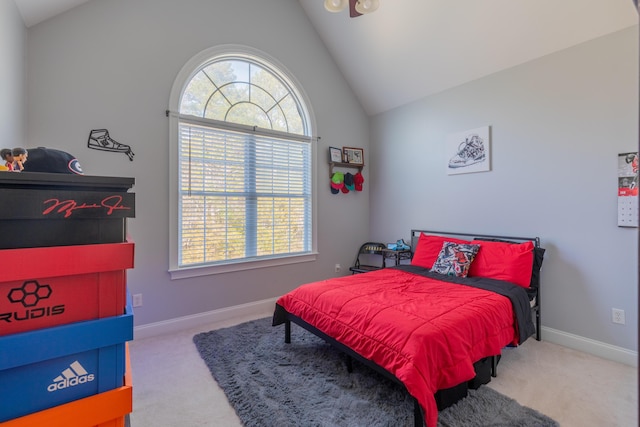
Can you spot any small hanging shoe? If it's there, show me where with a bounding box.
[88,129,135,161]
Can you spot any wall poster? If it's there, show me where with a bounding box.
[446,126,491,175]
[617,152,638,227]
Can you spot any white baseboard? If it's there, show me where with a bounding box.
[133,297,278,340]
[541,326,637,367]
[133,303,638,367]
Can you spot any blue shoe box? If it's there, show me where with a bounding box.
[0,297,133,422]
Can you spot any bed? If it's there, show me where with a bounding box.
[272,230,545,427]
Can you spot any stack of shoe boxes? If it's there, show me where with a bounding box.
[0,172,135,427]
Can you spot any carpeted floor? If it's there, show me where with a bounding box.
[129,311,638,426]
[193,317,558,427]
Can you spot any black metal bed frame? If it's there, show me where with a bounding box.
[277,229,543,427]
[282,311,426,427]
[279,310,500,427]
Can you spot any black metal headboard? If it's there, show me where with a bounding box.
[410,229,541,252]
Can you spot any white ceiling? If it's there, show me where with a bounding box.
[14,0,90,28]
[299,0,638,115]
[13,0,639,115]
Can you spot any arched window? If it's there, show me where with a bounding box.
[168,46,316,278]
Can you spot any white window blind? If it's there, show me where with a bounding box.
[178,118,312,267]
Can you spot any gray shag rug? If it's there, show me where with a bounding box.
[193,317,558,427]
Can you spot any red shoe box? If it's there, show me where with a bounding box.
[0,241,134,336]
[0,301,133,422]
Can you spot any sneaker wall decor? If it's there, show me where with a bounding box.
[88,129,135,161]
[446,126,490,175]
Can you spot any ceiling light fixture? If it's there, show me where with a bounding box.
[324,0,380,18]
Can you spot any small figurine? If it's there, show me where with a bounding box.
[11,147,28,172]
[1,149,13,171]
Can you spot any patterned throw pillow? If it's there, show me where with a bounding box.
[430,242,481,277]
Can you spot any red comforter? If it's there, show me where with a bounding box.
[275,267,521,427]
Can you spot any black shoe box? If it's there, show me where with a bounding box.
[0,173,134,249]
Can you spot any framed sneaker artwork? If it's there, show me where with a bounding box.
[446,126,491,175]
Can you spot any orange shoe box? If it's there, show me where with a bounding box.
[0,344,132,427]
[0,241,134,336]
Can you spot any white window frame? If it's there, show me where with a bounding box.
[168,45,318,279]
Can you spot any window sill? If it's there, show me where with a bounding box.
[169,252,318,280]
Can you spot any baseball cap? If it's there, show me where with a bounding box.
[22,147,84,175]
[330,172,344,194]
[331,171,344,184]
[354,171,364,191]
[344,172,355,191]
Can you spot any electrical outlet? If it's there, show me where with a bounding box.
[612,308,625,325]
[133,293,143,308]
[335,264,341,273]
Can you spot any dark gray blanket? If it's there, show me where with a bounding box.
[395,265,536,344]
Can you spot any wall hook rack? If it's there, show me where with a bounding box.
[329,161,364,177]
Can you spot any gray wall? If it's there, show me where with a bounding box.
[24,0,371,326]
[14,0,640,353]
[369,27,639,352]
[0,0,25,147]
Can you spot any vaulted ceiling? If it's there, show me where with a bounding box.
[13,0,639,115]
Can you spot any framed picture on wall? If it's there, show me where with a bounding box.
[343,147,364,165]
[329,146,343,163]
[446,126,491,175]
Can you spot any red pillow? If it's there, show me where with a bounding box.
[411,233,471,269]
[468,240,534,288]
